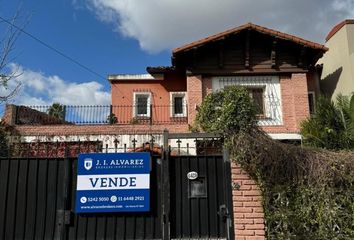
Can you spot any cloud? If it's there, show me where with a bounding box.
[85,0,354,53]
[0,63,111,106]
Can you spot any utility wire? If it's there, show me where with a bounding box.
[0,15,106,80]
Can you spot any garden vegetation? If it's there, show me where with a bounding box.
[194,86,354,239]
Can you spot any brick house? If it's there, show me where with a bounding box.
[109,23,327,141]
[108,24,327,239]
[2,23,327,240]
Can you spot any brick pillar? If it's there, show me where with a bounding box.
[280,75,297,132]
[291,73,310,130]
[187,74,203,125]
[2,104,17,125]
[279,74,310,133]
[231,162,266,240]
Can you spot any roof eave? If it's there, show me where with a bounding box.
[172,23,328,55]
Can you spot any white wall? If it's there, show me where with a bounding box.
[319,23,354,99]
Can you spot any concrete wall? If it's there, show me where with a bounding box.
[111,73,186,106]
[111,73,187,123]
[319,23,354,99]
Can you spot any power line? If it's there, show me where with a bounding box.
[0,15,107,80]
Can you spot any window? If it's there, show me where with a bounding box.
[212,76,283,125]
[133,92,151,117]
[248,88,265,116]
[308,92,315,115]
[170,92,187,117]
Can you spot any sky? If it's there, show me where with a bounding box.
[0,0,353,108]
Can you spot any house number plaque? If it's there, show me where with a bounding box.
[187,171,198,180]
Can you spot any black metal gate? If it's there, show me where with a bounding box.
[169,155,230,239]
[165,132,234,240]
[0,132,233,240]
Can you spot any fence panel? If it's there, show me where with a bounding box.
[0,154,163,240]
[0,157,65,240]
[14,105,188,125]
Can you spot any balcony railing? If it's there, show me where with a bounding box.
[13,105,188,125]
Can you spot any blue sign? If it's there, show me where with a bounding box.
[75,152,150,213]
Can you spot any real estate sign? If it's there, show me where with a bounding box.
[75,152,150,213]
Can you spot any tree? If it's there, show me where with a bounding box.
[48,102,65,120]
[0,10,25,103]
[301,94,354,150]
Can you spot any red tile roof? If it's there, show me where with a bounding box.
[326,19,354,42]
[173,23,328,54]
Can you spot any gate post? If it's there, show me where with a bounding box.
[162,129,171,240]
[223,147,235,240]
[56,146,72,240]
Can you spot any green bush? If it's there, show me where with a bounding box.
[195,86,257,136]
[301,94,354,150]
[107,113,118,124]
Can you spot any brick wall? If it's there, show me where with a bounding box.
[187,75,203,124]
[291,73,310,129]
[231,162,265,240]
[12,124,190,136]
[202,77,213,97]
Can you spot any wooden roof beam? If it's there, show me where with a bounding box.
[192,47,198,68]
[271,38,277,68]
[298,46,307,67]
[245,30,251,69]
[218,40,224,69]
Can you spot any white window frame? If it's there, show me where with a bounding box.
[170,92,187,117]
[133,92,151,117]
[212,76,283,125]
